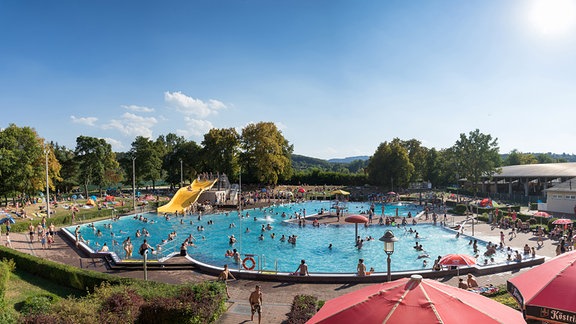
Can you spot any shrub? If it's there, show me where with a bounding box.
[137,281,227,324]
[19,293,59,316]
[0,246,130,292]
[0,261,10,303]
[452,204,468,215]
[100,288,144,324]
[286,294,319,324]
[19,313,64,324]
[46,296,100,324]
[0,300,19,324]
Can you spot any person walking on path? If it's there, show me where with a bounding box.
[218,264,236,298]
[249,285,263,324]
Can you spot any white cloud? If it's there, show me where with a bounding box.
[177,117,214,137]
[121,105,154,113]
[102,137,124,151]
[70,115,98,126]
[164,91,226,118]
[103,112,158,138]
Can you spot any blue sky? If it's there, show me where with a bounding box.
[2,0,576,159]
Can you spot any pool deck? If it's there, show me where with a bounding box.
[4,207,563,324]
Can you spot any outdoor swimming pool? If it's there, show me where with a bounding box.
[65,201,509,273]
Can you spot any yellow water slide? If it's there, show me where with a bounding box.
[157,179,218,214]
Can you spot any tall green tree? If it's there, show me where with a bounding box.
[0,124,61,204]
[201,128,240,180]
[450,129,501,193]
[74,136,119,197]
[52,143,79,194]
[240,122,293,185]
[366,139,414,189]
[156,133,188,188]
[130,136,163,190]
[401,139,428,183]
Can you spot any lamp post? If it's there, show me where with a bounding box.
[45,144,51,218]
[132,156,136,211]
[379,230,398,282]
[180,158,183,188]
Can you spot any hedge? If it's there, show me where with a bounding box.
[0,246,131,292]
[0,260,9,303]
[287,295,319,324]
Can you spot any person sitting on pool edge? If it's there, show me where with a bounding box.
[357,258,367,276]
[294,259,309,276]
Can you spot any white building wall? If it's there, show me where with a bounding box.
[546,191,576,215]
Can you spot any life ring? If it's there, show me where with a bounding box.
[242,257,256,270]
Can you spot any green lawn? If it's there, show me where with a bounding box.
[5,269,85,314]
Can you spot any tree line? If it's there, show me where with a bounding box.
[0,123,568,203]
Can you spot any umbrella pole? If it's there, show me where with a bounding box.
[355,224,358,244]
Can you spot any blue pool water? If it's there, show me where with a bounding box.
[65,201,508,273]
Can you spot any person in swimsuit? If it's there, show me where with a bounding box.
[249,285,263,324]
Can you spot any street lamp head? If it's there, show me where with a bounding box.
[379,230,398,254]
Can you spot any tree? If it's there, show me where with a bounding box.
[201,128,240,180]
[130,136,163,190]
[240,122,293,185]
[424,148,443,188]
[53,143,79,194]
[74,136,119,198]
[450,129,501,193]
[0,124,61,205]
[503,149,538,166]
[400,139,428,183]
[366,139,414,189]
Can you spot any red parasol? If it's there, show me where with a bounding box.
[387,191,396,195]
[439,253,476,267]
[438,254,476,277]
[308,275,524,323]
[297,187,306,193]
[552,218,573,225]
[345,215,368,244]
[507,251,576,323]
[344,215,368,224]
[533,211,552,218]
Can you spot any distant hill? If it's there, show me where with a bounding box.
[327,156,370,163]
[291,154,369,172]
[291,154,332,170]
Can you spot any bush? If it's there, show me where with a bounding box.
[286,294,319,324]
[20,294,59,316]
[0,246,131,292]
[44,296,100,324]
[19,313,64,324]
[0,261,9,304]
[137,281,227,324]
[100,288,144,324]
[452,204,468,215]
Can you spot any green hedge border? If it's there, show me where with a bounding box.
[0,246,131,292]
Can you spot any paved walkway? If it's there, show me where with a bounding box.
[1,211,563,324]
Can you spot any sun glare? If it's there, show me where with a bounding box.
[527,0,576,35]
